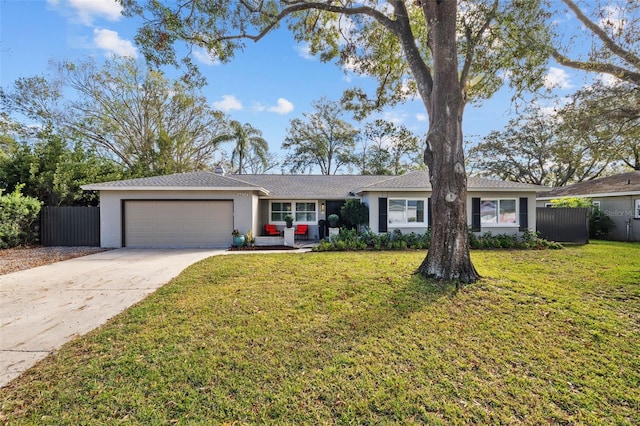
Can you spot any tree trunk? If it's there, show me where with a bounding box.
[417,0,480,285]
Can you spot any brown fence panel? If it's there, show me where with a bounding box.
[536,207,589,244]
[40,206,100,246]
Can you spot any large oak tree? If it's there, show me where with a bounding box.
[121,0,549,284]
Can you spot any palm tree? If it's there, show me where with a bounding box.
[213,121,268,174]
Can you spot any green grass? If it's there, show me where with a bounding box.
[2,241,639,424]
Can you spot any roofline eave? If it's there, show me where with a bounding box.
[81,185,270,195]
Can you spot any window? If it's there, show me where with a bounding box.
[388,198,426,225]
[481,199,517,225]
[295,202,316,222]
[270,202,292,222]
[270,201,317,223]
[635,199,640,219]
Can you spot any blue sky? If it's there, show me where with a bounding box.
[1,0,587,161]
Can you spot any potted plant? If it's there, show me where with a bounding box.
[246,229,255,247]
[231,229,245,247]
[328,213,339,228]
[284,214,294,228]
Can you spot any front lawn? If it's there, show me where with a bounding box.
[1,241,639,424]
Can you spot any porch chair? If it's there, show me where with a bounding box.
[264,224,281,236]
[294,224,309,240]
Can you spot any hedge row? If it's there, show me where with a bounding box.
[313,227,562,252]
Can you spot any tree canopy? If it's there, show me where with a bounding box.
[358,119,422,175]
[0,120,124,206]
[469,105,615,187]
[282,98,358,175]
[1,57,228,177]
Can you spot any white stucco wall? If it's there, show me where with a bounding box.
[98,189,258,248]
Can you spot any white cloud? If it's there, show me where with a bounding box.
[213,95,243,112]
[381,110,407,125]
[598,73,623,87]
[268,98,294,115]
[295,43,315,60]
[543,67,573,90]
[48,0,123,25]
[93,28,137,58]
[193,46,220,66]
[415,113,428,122]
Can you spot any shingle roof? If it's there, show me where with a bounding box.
[538,171,640,198]
[237,174,383,198]
[82,171,268,193]
[82,170,546,196]
[352,171,546,192]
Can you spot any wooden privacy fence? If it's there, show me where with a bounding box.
[536,207,590,244]
[40,206,100,247]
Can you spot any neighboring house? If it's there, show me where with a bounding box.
[82,170,545,248]
[537,171,640,242]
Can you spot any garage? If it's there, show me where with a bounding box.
[123,200,233,248]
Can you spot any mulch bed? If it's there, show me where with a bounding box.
[227,245,298,251]
[0,246,109,275]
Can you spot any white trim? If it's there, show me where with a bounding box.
[635,199,640,219]
[269,200,318,225]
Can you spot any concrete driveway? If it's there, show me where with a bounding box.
[0,248,226,388]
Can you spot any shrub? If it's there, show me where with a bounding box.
[0,186,42,248]
[340,199,369,231]
[589,205,615,239]
[312,226,562,252]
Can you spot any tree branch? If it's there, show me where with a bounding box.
[554,0,640,86]
[212,1,397,44]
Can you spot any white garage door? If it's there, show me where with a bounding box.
[124,200,233,248]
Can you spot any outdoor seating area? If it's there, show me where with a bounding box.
[294,224,308,240]
[264,224,281,236]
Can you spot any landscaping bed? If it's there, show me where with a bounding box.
[227,245,299,251]
[0,246,108,275]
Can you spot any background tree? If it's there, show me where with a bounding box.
[282,98,358,175]
[121,0,551,283]
[0,126,124,206]
[358,119,422,175]
[244,151,280,174]
[558,81,639,171]
[213,120,269,175]
[1,57,227,177]
[469,106,614,187]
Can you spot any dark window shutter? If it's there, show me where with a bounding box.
[471,197,481,232]
[378,197,388,233]
[519,197,529,231]
[427,197,432,228]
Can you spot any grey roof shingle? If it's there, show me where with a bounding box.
[538,171,640,198]
[82,171,267,191]
[237,174,383,198]
[352,171,546,192]
[83,170,546,196]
